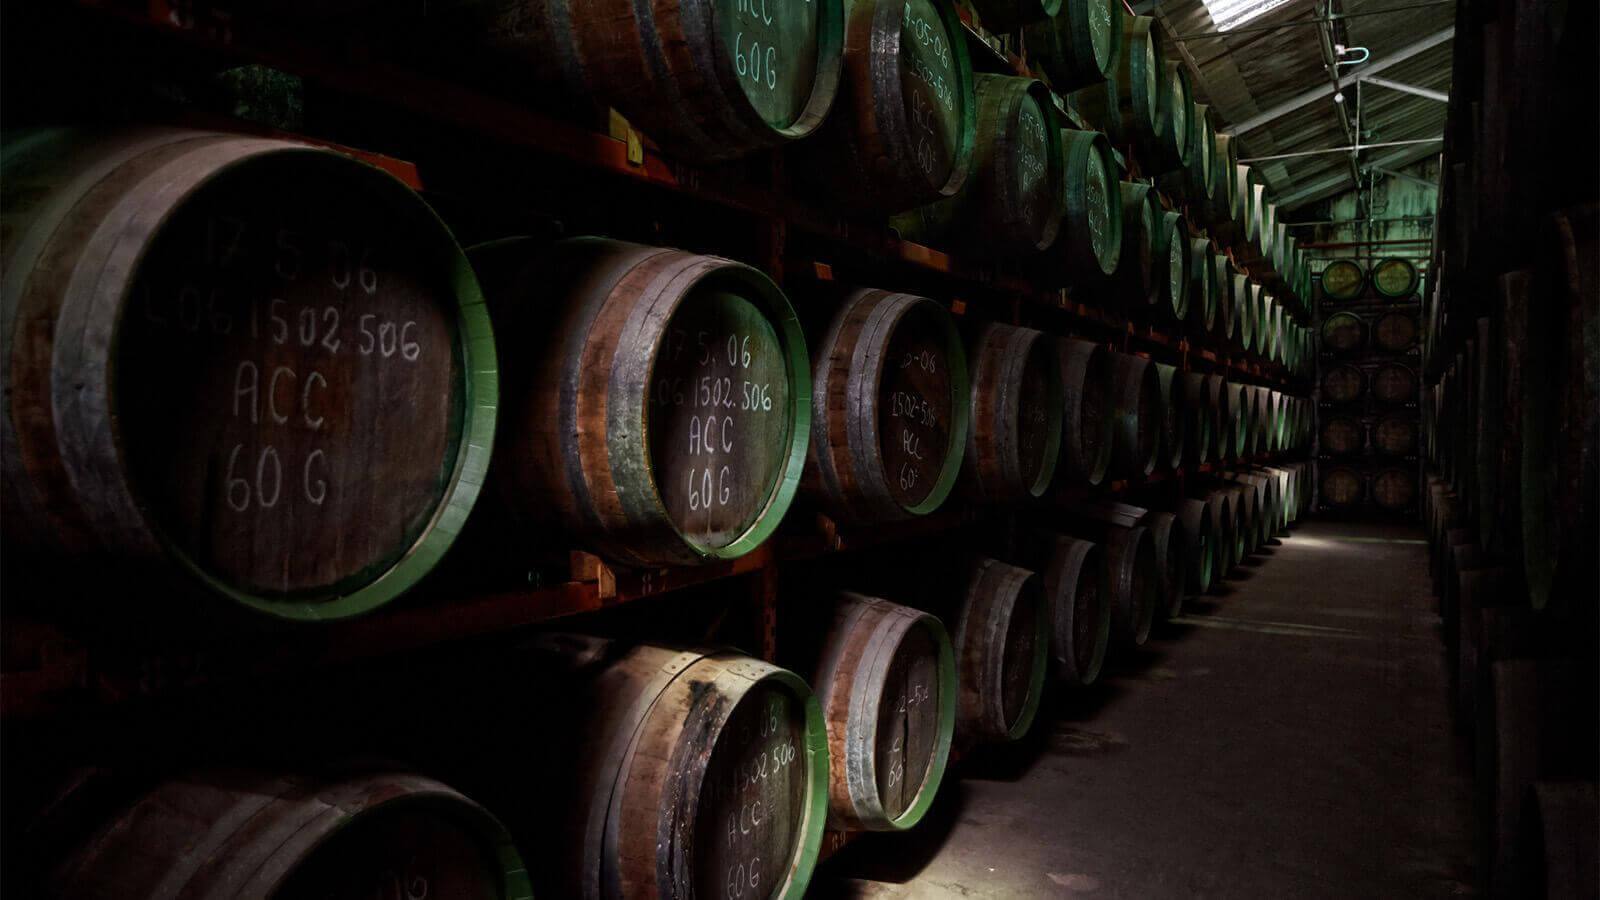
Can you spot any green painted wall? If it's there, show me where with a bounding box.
[1303,157,1439,301]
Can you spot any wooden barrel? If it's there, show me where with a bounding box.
[0,129,497,620]
[1056,337,1114,486]
[1022,0,1119,91]
[968,0,1061,31]
[479,238,808,568]
[1372,362,1418,405]
[1154,210,1191,323]
[1101,524,1158,648]
[1372,468,1416,513]
[1212,251,1234,337]
[903,75,1064,257]
[1322,364,1365,405]
[1216,486,1241,570]
[1232,273,1255,351]
[1321,465,1366,509]
[1040,534,1110,687]
[1187,237,1217,332]
[1320,259,1365,301]
[49,769,533,898]
[1108,352,1161,476]
[813,594,956,832]
[1371,257,1420,299]
[1153,362,1186,470]
[1111,181,1161,310]
[1177,496,1218,594]
[1229,382,1255,457]
[436,0,844,163]
[1182,371,1215,465]
[963,323,1063,502]
[1321,311,1364,353]
[1111,15,1165,154]
[1155,60,1194,172]
[1374,416,1418,456]
[1511,781,1600,900]
[1054,129,1124,280]
[1477,660,1597,899]
[1222,483,1254,563]
[1205,374,1241,460]
[806,287,969,524]
[1146,510,1186,621]
[1517,205,1598,613]
[1321,416,1364,455]
[540,640,828,899]
[955,558,1049,742]
[1373,311,1418,352]
[1183,103,1218,205]
[799,0,975,213]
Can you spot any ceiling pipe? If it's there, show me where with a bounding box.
[1166,1,1455,41]
[1239,137,1443,163]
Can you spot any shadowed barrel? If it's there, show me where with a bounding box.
[812,593,956,832]
[0,129,497,620]
[428,0,845,163]
[49,769,533,899]
[1055,337,1114,486]
[799,0,976,214]
[805,287,970,524]
[964,323,1063,502]
[955,558,1050,742]
[475,237,809,568]
[1023,0,1120,92]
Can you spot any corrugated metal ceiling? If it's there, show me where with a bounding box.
[1145,0,1455,210]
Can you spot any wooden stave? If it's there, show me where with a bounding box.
[813,593,957,832]
[1055,337,1114,487]
[955,558,1050,742]
[0,128,497,621]
[805,287,971,525]
[483,236,810,568]
[48,768,533,900]
[1040,534,1110,688]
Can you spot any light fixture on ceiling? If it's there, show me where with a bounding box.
[1200,0,1297,31]
[1334,91,1345,103]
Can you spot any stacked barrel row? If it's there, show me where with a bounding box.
[0,128,1312,624]
[178,0,1314,333]
[1422,0,1597,895]
[1317,257,1424,304]
[1315,298,1423,516]
[1050,4,1314,321]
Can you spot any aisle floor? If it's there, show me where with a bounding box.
[817,520,1477,899]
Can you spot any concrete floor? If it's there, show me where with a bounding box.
[817,520,1477,899]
